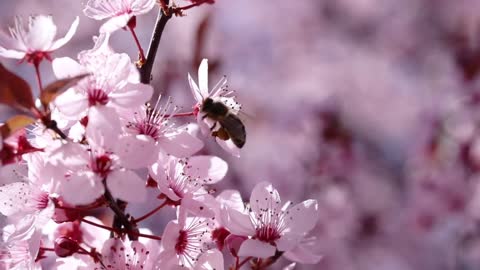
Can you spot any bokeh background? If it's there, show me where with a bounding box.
[4,0,480,269]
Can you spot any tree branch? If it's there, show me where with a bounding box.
[139,2,172,84]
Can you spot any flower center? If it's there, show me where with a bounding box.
[88,89,109,106]
[92,155,112,177]
[24,51,52,66]
[34,191,50,210]
[175,230,188,254]
[255,225,281,243]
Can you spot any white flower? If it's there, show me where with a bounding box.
[84,0,156,33]
[0,15,79,62]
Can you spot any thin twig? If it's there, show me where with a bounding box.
[139,1,172,84]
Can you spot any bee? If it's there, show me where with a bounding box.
[201,97,246,148]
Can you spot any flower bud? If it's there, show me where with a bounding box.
[54,236,79,257]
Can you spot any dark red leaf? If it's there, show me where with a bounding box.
[0,63,35,110]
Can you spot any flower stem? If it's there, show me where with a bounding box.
[133,200,167,223]
[81,218,119,234]
[33,62,43,92]
[139,1,172,84]
[102,178,139,240]
[176,0,211,11]
[236,256,252,269]
[128,25,146,65]
[163,111,195,118]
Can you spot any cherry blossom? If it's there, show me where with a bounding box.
[0,15,79,64]
[188,58,242,156]
[50,107,152,205]
[157,212,216,269]
[125,97,204,157]
[221,182,320,263]
[52,34,152,120]
[150,155,227,217]
[84,0,156,33]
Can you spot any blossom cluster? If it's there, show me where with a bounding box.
[0,1,320,270]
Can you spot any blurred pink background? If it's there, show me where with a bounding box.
[3,0,480,269]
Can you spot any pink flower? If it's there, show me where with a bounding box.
[157,212,217,269]
[188,59,242,157]
[51,107,152,205]
[125,97,204,157]
[54,238,154,270]
[0,15,79,64]
[221,182,320,263]
[52,34,153,120]
[150,155,228,217]
[84,0,156,33]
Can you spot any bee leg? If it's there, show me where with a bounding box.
[210,122,217,131]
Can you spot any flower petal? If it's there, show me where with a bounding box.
[250,182,281,216]
[238,239,276,258]
[160,129,204,157]
[283,241,323,264]
[26,15,57,51]
[283,200,319,236]
[59,172,104,205]
[194,249,224,270]
[198,59,209,95]
[52,57,86,79]
[109,82,153,109]
[222,208,255,236]
[107,169,147,203]
[100,14,132,33]
[116,135,157,169]
[188,73,204,103]
[185,155,228,184]
[0,182,33,216]
[86,106,122,151]
[50,16,80,50]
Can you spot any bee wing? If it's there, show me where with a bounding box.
[220,114,246,148]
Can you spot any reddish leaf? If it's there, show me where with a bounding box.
[40,73,90,106]
[0,115,36,139]
[0,63,35,110]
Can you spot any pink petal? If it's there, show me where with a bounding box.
[25,15,57,51]
[86,106,122,151]
[198,59,209,95]
[238,239,276,258]
[185,155,228,184]
[109,82,154,109]
[0,48,25,59]
[283,200,319,236]
[107,169,147,203]
[222,208,255,236]
[182,195,216,218]
[101,239,126,267]
[100,14,132,33]
[52,57,86,79]
[59,172,104,205]
[194,249,224,270]
[115,135,157,169]
[250,182,282,216]
[161,221,181,249]
[217,190,245,212]
[0,182,33,216]
[160,129,204,157]
[131,0,156,14]
[188,73,204,103]
[50,17,80,50]
[83,0,115,19]
[54,88,89,119]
